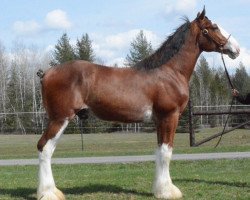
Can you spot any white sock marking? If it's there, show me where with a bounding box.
[38,120,68,198]
[153,143,182,199]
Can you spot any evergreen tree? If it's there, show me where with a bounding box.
[231,62,250,126]
[209,68,229,126]
[190,71,201,105]
[50,33,75,66]
[233,62,250,95]
[75,33,95,62]
[195,56,212,107]
[211,67,230,104]
[125,30,153,66]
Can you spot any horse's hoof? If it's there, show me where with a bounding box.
[170,184,182,199]
[154,184,182,199]
[38,188,65,200]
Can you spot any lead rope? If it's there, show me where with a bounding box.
[214,97,234,148]
[221,51,234,89]
[215,52,235,148]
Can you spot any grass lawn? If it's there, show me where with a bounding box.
[0,127,249,159]
[0,159,249,200]
[0,128,249,199]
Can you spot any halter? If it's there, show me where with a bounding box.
[197,22,234,89]
[198,22,230,48]
[202,28,231,49]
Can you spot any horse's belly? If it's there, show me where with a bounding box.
[89,102,153,123]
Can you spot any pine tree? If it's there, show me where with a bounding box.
[75,33,95,62]
[233,62,250,95]
[231,62,250,126]
[190,71,201,106]
[210,67,230,105]
[195,56,212,106]
[50,33,75,66]
[125,30,153,66]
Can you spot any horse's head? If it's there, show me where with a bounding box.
[195,7,240,59]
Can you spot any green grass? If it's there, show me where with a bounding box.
[0,127,249,159]
[0,159,249,200]
[0,128,249,199]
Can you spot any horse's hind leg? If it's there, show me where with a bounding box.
[37,119,68,200]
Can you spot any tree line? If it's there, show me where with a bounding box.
[0,31,249,134]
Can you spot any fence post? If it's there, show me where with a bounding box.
[188,99,195,146]
[79,119,84,151]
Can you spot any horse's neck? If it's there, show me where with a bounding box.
[162,34,201,81]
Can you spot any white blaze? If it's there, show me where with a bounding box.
[218,25,240,59]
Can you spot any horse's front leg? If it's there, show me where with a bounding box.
[153,111,182,199]
[37,119,68,200]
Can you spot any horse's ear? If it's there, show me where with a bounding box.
[197,6,206,20]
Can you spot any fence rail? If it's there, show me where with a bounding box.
[189,101,250,146]
[1,104,250,135]
[0,112,157,134]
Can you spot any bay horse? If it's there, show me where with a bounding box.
[37,8,240,200]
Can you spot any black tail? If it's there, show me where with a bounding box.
[37,69,45,79]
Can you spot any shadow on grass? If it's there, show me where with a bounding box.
[0,184,152,199]
[175,178,250,188]
[63,184,152,197]
[0,188,36,200]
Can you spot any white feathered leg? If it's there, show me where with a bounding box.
[153,143,182,199]
[37,120,68,200]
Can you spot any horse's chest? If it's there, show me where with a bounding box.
[153,81,189,113]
